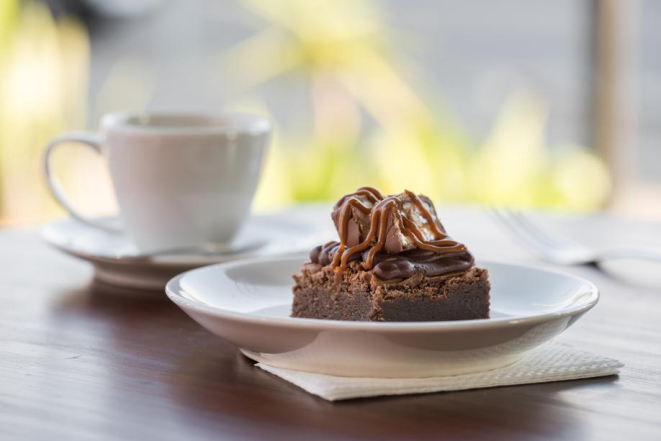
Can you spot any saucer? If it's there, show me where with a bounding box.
[42,215,329,290]
[166,256,599,378]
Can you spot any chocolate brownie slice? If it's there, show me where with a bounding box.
[291,186,491,322]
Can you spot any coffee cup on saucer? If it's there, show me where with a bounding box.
[43,112,271,253]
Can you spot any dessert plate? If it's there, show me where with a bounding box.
[42,215,330,290]
[166,256,600,378]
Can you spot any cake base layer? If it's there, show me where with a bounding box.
[292,263,490,322]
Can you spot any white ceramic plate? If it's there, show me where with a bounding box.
[166,256,599,378]
[42,215,331,290]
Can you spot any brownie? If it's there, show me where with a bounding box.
[292,262,490,322]
[291,186,491,322]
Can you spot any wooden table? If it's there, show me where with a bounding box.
[1,208,660,440]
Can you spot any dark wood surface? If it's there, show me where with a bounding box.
[1,211,661,441]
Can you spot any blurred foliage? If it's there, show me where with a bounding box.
[226,0,611,212]
[0,0,611,225]
[0,0,88,225]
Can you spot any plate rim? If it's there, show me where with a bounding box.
[165,255,600,332]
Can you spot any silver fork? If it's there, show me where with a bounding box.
[489,208,661,266]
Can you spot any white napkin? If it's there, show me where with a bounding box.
[257,342,623,401]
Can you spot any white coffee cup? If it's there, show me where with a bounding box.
[44,112,271,253]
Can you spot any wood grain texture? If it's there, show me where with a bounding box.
[1,211,661,441]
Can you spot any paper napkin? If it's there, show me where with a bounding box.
[257,342,623,401]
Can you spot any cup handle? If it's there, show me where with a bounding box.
[43,132,123,233]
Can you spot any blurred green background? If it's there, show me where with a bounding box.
[1,0,658,226]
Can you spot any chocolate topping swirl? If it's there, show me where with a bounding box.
[332,187,467,271]
[310,186,475,280]
[311,241,474,280]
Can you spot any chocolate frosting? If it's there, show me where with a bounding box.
[331,191,446,255]
[310,241,475,280]
[316,186,475,280]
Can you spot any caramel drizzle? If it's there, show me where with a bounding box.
[331,188,466,271]
[331,187,383,268]
[333,186,384,209]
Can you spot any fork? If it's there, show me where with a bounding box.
[489,208,661,266]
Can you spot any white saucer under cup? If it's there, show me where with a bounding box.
[43,112,271,253]
[166,256,600,378]
[41,213,328,290]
